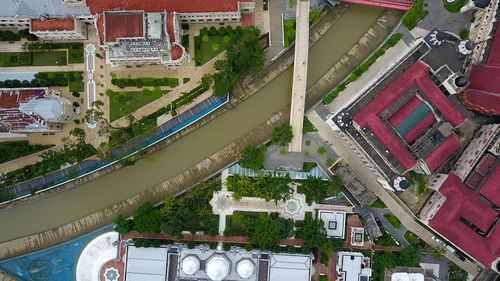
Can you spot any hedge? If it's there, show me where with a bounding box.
[112,77,179,88]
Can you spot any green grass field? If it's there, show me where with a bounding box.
[383,213,402,229]
[108,88,171,121]
[196,35,230,65]
[283,19,296,47]
[31,51,67,66]
[0,52,31,67]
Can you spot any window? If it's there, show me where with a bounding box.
[328,221,337,230]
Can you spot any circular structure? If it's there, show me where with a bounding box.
[206,255,230,281]
[393,176,410,190]
[285,199,300,215]
[75,231,119,281]
[236,259,255,279]
[473,0,490,8]
[182,255,201,275]
[454,76,468,87]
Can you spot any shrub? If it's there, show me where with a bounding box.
[223,243,231,251]
[245,244,253,252]
[187,240,196,249]
[459,29,469,39]
[209,242,218,249]
[403,0,428,30]
[270,124,293,146]
[72,91,80,97]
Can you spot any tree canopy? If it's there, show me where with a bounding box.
[227,173,293,203]
[212,26,264,96]
[297,176,343,205]
[295,215,328,249]
[113,214,133,234]
[245,213,294,249]
[270,124,293,146]
[239,145,266,172]
[133,202,163,234]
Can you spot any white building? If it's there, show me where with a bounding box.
[337,252,372,281]
[319,210,346,239]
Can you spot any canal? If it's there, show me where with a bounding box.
[0,5,385,243]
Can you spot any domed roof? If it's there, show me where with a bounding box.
[473,0,490,8]
[206,255,230,281]
[182,256,200,275]
[19,97,64,121]
[236,259,255,279]
[454,76,468,87]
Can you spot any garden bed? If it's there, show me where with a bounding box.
[383,213,402,229]
[112,77,179,88]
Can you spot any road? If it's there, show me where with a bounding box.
[266,0,285,59]
[307,109,481,276]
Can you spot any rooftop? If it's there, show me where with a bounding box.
[428,173,500,268]
[460,19,500,115]
[86,0,250,14]
[31,17,75,31]
[104,12,144,43]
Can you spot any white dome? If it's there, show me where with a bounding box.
[236,259,255,279]
[206,256,230,281]
[182,256,200,275]
[19,97,64,121]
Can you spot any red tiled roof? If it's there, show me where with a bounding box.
[388,96,422,127]
[461,26,500,116]
[403,113,435,144]
[479,164,500,207]
[429,173,499,268]
[166,13,176,43]
[97,16,105,44]
[424,134,461,172]
[241,13,255,27]
[476,154,496,176]
[171,44,183,60]
[352,61,465,170]
[31,18,75,31]
[486,22,500,67]
[0,90,46,131]
[86,0,242,14]
[104,13,144,43]
[369,117,417,170]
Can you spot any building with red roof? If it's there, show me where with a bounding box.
[331,35,469,191]
[420,123,500,271]
[0,88,77,134]
[460,1,500,116]
[30,17,87,40]
[92,1,255,68]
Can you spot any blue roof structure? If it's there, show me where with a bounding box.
[227,163,329,180]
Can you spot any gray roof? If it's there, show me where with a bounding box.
[0,0,90,18]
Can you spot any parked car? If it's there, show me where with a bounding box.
[431,236,443,244]
[375,217,382,227]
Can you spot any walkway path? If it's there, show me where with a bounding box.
[0,65,84,72]
[307,110,481,275]
[266,0,285,59]
[289,0,310,152]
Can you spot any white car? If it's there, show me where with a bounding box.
[431,236,443,244]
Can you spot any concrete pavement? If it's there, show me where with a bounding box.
[288,0,310,152]
[266,0,285,59]
[307,109,481,275]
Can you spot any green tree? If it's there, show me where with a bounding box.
[240,145,266,172]
[270,124,293,146]
[160,195,178,217]
[245,213,294,249]
[309,10,323,24]
[70,127,86,143]
[397,247,420,267]
[295,215,328,249]
[133,202,162,234]
[0,189,15,202]
[449,263,468,281]
[113,214,133,234]
[298,176,342,205]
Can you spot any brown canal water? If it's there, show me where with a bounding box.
[0,5,384,243]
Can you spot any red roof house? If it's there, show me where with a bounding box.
[460,26,500,116]
[429,173,500,268]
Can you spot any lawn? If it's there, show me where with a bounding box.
[303,116,318,133]
[403,230,429,250]
[443,0,465,12]
[369,199,387,208]
[69,72,84,92]
[375,227,399,247]
[31,51,67,66]
[402,0,429,30]
[283,19,296,47]
[0,52,31,67]
[383,213,402,229]
[107,88,171,121]
[195,34,231,65]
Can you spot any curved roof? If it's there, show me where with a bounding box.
[19,97,64,121]
[182,256,200,275]
[473,0,490,8]
[206,255,230,281]
[236,259,255,279]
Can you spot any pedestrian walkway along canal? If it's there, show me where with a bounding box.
[0,5,386,243]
